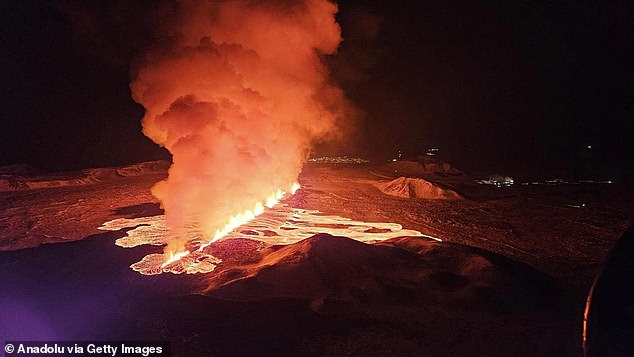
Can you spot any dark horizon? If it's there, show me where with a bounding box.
[2,1,633,181]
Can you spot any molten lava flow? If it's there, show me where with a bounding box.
[100,197,439,276]
[129,0,355,261]
[161,250,191,268]
[199,184,297,250]
[161,183,300,268]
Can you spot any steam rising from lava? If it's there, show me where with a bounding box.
[130,0,354,256]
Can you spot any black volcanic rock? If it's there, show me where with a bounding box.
[204,234,562,312]
[206,238,269,264]
[207,233,426,302]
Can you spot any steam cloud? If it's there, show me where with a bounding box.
[130,0,353,255]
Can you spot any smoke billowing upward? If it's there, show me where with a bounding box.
[130,0,354,255]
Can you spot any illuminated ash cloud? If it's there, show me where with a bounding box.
[130,0,356,256]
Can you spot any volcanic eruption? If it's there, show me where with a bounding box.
[130,0,355,261]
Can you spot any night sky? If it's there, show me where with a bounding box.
[2,1,633,180]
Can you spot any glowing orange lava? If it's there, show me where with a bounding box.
[161,182,300,268]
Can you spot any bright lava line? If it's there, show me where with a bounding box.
[161,183,300,268]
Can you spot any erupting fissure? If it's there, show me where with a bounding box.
[161,182,300,268]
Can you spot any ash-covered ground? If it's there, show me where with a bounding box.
[1,160,632,356]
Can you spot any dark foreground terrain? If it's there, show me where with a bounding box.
[1,161,633,356]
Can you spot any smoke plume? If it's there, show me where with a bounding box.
[130,0,353,255]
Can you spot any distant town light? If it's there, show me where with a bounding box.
[475,176,514,187]
[307,156,370,164]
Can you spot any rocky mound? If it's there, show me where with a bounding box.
[0,161,168,192]
[203,234,559,311]
[83,160,169,179]
[381,159,463,176]
[0,163,43,176]
[377,176,462,200]
[114,160,170,177]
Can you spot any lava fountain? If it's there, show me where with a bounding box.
[130,0,355,262]
[160,183,299,267]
